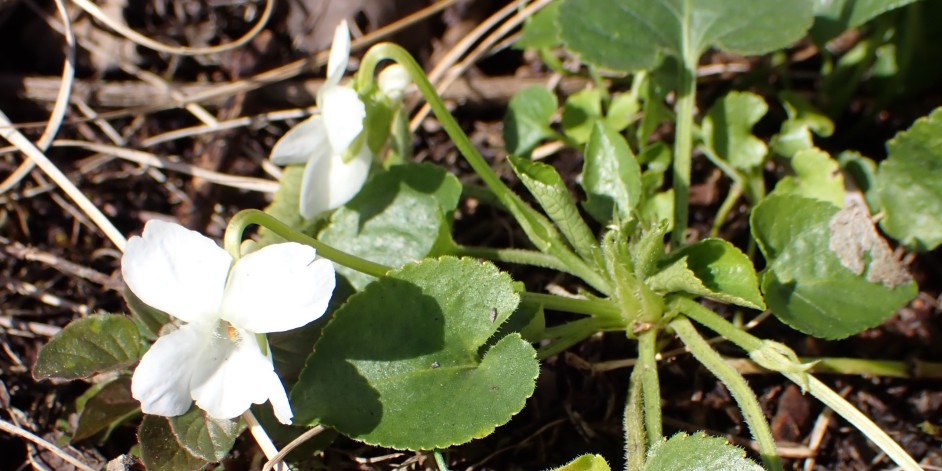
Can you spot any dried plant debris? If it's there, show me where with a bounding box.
[829,200,912,288]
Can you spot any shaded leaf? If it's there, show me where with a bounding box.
[34,314,144,380]
[702,91,768,170]
[291,257,538,450]
[581,122,642,223]
[751,195,916,339]
[643,432,762,471]
[811,0,920,44]
[559,0,814,73]
[139,415,206,471]
[168,408,243,462]
[319,163,461,290]
[504,86,559,156]
[562,89,602,144]
[877,106,942,251]
[516,1,561,49]
[73,376,139,441]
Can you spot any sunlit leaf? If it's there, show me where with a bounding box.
[773,148,845,207]
[291,257,538,450]
[550,454,612,471]
[34,314,144,380]
[582,122,642,223]
[643,432,762,471]
[702,91,768,170]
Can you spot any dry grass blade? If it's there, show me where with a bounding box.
[0,418,96,471]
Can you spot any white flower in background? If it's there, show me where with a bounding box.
[122,220,335,424]
[270,20,371,219]
[377,64,411,101]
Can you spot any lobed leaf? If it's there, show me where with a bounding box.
[34,313,145,380]
[291,257,539,450]
[702,91,768,170]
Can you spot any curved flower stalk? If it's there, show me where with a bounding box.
[122,220,335,424]
[269,20,406,220]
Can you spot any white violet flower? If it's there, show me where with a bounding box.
[122,220,336,424]
[270,20,372,219]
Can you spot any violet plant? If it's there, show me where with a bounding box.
[32,1,942,469]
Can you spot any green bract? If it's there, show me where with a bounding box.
[752,195,916,339]
[291,257,538,450]
[558,0,814,72]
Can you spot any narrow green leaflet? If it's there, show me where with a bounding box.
[877,107,942,251]
[773,148,845,207]
[319,163,461,290]
[508,155,600,265]
[811,0,920,44]
[73,377,138,441]
[751,195,916,339]
[558,0,814,72]
[168,408,243,462]
[504,86,559,156]
[642,432,762,471]
[33,313,144,380]
[581,122,642,223]
[139,415,207,471]
[516,0,561,49]
[291,257,539,450]
[647,239,765,310]
[562,89,603,144]
[702,91,768,170]
[549,454,612,471]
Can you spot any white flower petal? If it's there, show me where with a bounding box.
[326,20,351,86]
[264,368,294,425]
[131,323,208,417]
[270,116,331,166]
[320,86,365,153]
[378,64,411,101]
[221,242,335,333]
[122,220,230,324]
[298,142,372,218]
[190,329,274,420]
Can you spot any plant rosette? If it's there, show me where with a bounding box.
[121,220,336,424]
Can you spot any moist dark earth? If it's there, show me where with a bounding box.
[1,1,941,470]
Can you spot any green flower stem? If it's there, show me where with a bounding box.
[451,244,608,286]
[670,317,783,471]
[636,326,662,447]
[433,450,451,471]
[356,43,612,296]
[728,356,942,379]
[225,209,390,277]
[672,297,922,471]
[520,291,620,321]
[670,53,698,248]
[624,362,647,471]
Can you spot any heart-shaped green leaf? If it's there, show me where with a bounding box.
[581,122,642,223]
[702,91,768,170]
[504,86,559,156]
[648,239,764,310]
[34,313,145,380]
[558,0,814,73]
[139,415,206,471]
[168,408,243,462]
[291,257,538,450]
[319,163,461,290]
[550,454,612,471]
[877,107,942,251]
[773,148,845,207]
[73,376,139,441]
[509,155,600,265]
[752,195,916,339]
[643,432,762,471]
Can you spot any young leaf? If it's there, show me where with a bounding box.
[319,163,461,290]
[702,91,768,170]
[582,122,643,223]
[508,155,600,265]
[504,86,559,156]
[647,239,765,310]
[643,432,762,471]
[558,0,814,73]
[562,89,603,144]
[139,415,207,471]
[73,376,139,441]
[751,195,916,339]
[877,107,942,251]
[773,148,845,207]
[291,257,539,450]
[168,408,243,462]
[516,0,561,49]
[34,313,145,380]
[550,454,612,471]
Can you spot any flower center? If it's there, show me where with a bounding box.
[226,323,239,342]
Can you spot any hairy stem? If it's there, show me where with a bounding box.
[636,326,663,447]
